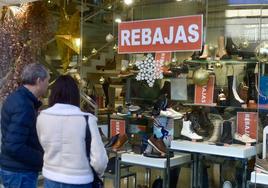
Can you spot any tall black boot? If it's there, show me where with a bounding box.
[220,121,233,144]
[247,71,257,102]
[247,71,257,108]
[226,37,239,56]
[227,76,243,107]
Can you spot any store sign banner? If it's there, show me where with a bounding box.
[194,75,215,105]
[110,119,126,137]
[237,112,257,139]
[118,15,203,54]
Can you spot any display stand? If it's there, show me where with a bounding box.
[117,152,191,188]
[250,171,268,186]
[167,140,261,188]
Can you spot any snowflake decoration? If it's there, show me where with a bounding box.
[135,53,163,87]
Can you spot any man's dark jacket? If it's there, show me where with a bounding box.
[0,86,43,172]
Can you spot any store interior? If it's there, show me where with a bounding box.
[1,0,268,187]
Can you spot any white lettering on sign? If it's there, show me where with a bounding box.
[164,26,174,44]
[116,121,120,134]
[120,24,199,46]
[121,30,130,46]
[244,113,250,136]
[152,27,164,45]
[142,28,151,45]
[201,85,207,103]
[188,24,199,43]
[132,29,140,46]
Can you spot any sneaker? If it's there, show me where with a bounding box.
[128,105,141,112]
[160,109,182,119]
[167,108,183,118]
[233,133,256,144]
[148,135,166,155]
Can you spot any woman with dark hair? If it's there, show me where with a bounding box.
[36,75,108,188]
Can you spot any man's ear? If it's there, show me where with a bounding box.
[36,77,41,85]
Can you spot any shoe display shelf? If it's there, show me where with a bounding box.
[167,140,262,188]
[249,171,268,186]
[116,152,191,188]
[105,149,137,188]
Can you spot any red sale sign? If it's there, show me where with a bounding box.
[237,112,257,139]
[118,15,203,54]
[194,75,215,105]
[110,119,126,137]
[155,52,172,63]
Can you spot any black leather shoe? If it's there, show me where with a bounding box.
[105,134,119,148]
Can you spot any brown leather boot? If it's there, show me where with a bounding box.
[112,134,128,151]
[148,135,166,155]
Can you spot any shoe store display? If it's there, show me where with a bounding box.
[160,108,182,119]
[208,118,222,143]
[148,135,167,156]
[233,133,256,145]
[128,105,141,112]
[255,158,268,173]
[188,112,208,137]
[227,76,244,107]
[105,134,120,149]
[226,37,239,56]
[181,117,203,141]
[112,134,128,151]
[218,121,233,145]
[216,36,231,60]
[199,44,209,59]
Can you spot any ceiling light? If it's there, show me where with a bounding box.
[115,17,122,23]
[124,0,133,5]
[176,0,182,1]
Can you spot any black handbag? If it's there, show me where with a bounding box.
[84,116,104,188]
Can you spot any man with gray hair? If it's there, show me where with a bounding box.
[0,63,50,188]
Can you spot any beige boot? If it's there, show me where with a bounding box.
[208,114,223,143]
[216,36,229,60]
[199,44,209,59]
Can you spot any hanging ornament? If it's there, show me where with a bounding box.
[91,48,97,55]
[135,53,163,87]
[255,41,268,63]
[105,33,114,43]
[113,44,118,51]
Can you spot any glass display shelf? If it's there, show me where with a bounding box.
[184,58,257,64]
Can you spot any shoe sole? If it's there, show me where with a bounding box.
[147,139,166,155]
[255,166,268,175]
[233,139,256,146]
[180,135,203,142]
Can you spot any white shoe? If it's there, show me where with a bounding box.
[181,120,203,141]
[128,105,141,112]
[160,109,182,119]
[234,133,256,144]
[167,108,183,119]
